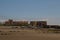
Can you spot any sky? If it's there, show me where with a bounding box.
[0,0,60,25]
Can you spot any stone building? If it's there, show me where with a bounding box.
[30,21,47,28]
[4,19,28,26]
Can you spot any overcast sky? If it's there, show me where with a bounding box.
[0,0,60,25]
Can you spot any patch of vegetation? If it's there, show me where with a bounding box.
[47,29,60,33]
[9,31,13,32]
[0,31,2,32]
[0,33,8,35]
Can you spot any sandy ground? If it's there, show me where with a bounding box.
[0,32,60,40]
[0,26,60,40]
[0,28,60,40]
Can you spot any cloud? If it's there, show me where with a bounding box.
[47,18,60,25]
